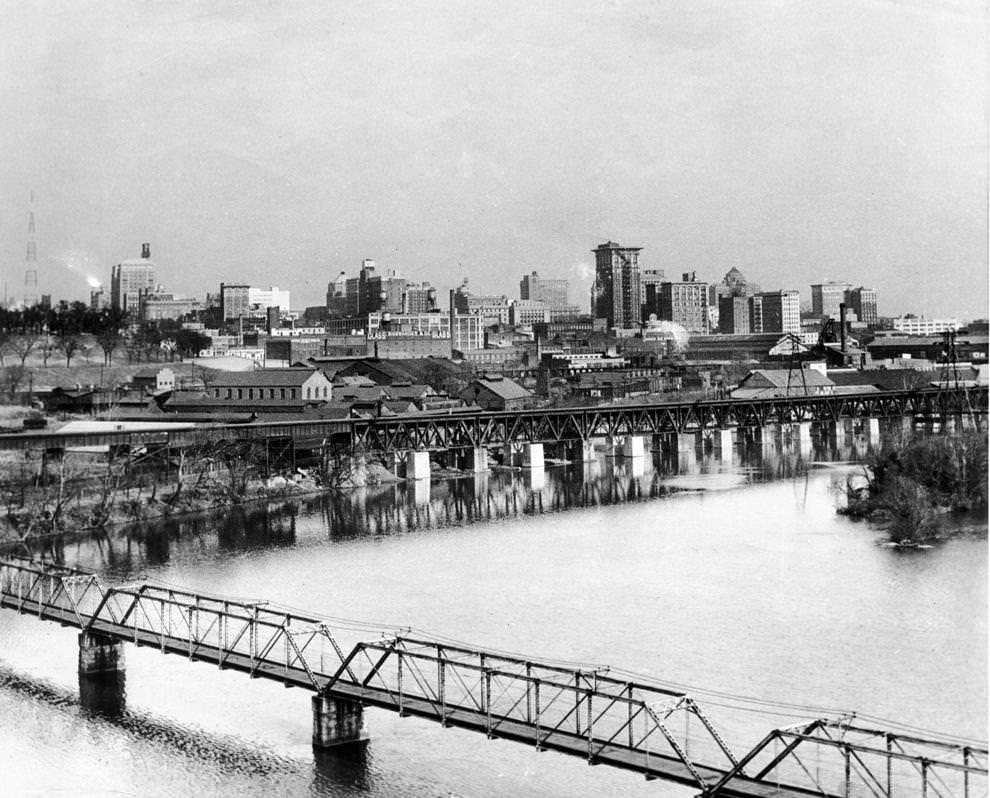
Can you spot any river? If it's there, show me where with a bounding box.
[0,433,986,797]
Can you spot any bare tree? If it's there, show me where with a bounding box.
[0,365,29,402]
[8,333,40,367]
[39,336,58,367]
[58,334,87,367]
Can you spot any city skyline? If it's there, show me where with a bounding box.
[0,2,986,318]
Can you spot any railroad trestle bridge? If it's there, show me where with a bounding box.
[1,556,985,797]
[0,386,984,480]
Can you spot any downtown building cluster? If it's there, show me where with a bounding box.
[69,238,986,379]
[589,241,878,337]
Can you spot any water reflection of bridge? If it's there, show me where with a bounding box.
[13,431,876,572]
[323,433,877,540]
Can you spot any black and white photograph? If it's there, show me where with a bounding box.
[0,2,986,796]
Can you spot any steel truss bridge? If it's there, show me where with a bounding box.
[1,555,985,797]
[0,386,984,458]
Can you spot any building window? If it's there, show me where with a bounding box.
[280,388,286,399]
[238,389,243,399]
[291,389,297,399]
[248,389,254,399]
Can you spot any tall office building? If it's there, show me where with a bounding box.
[326,272,348,316]
[360,262,406,314]
[718,295,751,334]
[402,282,437,313]
[640,268,666,320]
[811,281,852,318]
[519,271,568,306]
[326,259,407,317]
[592,241,642,329]
[757,290,801,333]
[111,243,157,313]
[749,294,764,333]
[453,280,510,325]
[220,282,251,320]
[658,273,710,333]
[848,287,878,325]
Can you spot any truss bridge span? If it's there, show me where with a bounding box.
[0,386,983,459]
[0,556,985,797]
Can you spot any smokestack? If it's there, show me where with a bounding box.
[141,243,151,259]
[449,289,456,357]
[839,302,847,354]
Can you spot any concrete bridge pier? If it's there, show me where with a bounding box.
[621,435,646,458]
[350,452,368,487]
[675,432,698,454]
[673,432,698,474]
[78,632,125,676]
[312,695,367,748]
[712,428,734,460]
[522,443,544,469]
[405,450,431,481]
[575,439,596,462]
[950,414,975,433]
[737,426,762,447]
[462,446,488,472]
[865,417,880,442]
[78,670,126,716]
[525,464,546,491]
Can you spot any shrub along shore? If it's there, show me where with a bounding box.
[841,427,988,544]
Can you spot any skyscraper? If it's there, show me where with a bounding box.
[811,281,852,318]
[659,273,710,333]
[848,287,878,325]
[220,282,251,320]
[718,295,750,334]
[757,290,801,333]
[639,268,666,321]
[111,243,157,313]
[592,241,642,329]
[519,271,568,306]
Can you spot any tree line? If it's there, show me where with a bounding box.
[0,303,211,369]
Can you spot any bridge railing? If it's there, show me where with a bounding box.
[324,635,742,788]
[709,719,988,798]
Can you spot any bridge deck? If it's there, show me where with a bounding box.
[0,386,983,452]
[3,556,984,798]
[2,594,816,797]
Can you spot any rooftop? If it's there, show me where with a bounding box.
[209,369,323,387]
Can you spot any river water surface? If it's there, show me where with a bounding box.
[0,436,986,797]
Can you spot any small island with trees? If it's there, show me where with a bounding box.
[842,426,987,545]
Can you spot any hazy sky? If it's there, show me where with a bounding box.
[0,1,986,318]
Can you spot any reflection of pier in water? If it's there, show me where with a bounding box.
[321,430,879,541]
[19,424,883,574]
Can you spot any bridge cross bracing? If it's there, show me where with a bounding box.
[0,556,985,797]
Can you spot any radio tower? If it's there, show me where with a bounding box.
[23,191,38,308]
